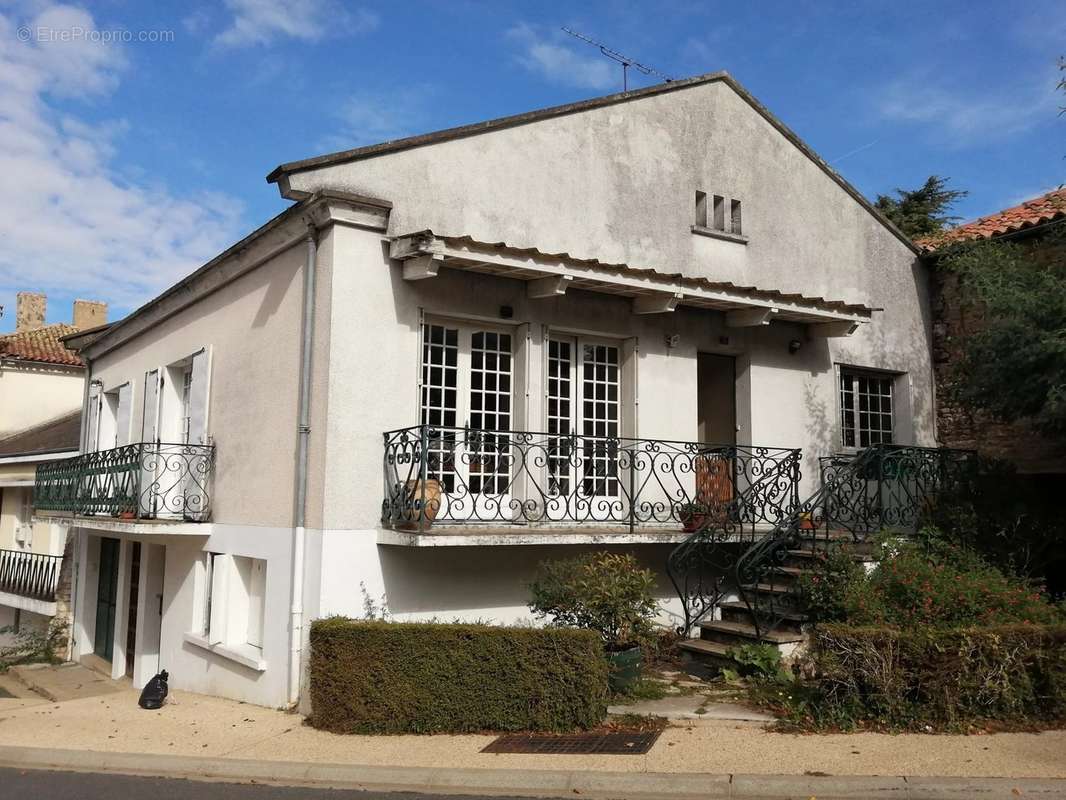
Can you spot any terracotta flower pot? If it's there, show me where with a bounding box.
[395,479,442,530]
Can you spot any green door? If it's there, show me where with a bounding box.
[94,538,120,661]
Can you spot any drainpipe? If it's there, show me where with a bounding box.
[289,224,317,707]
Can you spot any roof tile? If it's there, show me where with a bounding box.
[0,324,84,367]
[920,187,1066,250]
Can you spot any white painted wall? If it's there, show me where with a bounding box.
[0,364,84,438]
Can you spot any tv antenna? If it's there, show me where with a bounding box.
[561,27,673,92]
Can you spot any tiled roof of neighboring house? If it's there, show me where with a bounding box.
[0,411,81,457]
[920,187,1066,250]
[0,324,84,367]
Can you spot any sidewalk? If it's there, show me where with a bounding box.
[0,669,1063,799]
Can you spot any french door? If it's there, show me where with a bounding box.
[420,322,514,521]
[545,336,622,521]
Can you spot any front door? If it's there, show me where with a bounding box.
[124,542,141,675]
[93,537,120,661]
[696,354,737,517]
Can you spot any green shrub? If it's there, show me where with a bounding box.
[308,618,608,734]
[725,643,790,683]
[795,547,871,623]
[528,552,658,649]
[855,537,1060,628]
[804,624,1066,730]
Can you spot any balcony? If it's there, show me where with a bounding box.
[34,442,215,527]
[381,425,800,546]
[0,549,62,612]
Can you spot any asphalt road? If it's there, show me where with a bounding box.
[0,767,530,800]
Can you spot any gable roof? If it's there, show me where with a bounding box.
[266,71,918,254]
[0,324,84,367]
[920,188,1066,250]
[0,411,81,458]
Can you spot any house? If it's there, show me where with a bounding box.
[41,72,936,708]
[0,293,106,649]
[923,187,1066,480]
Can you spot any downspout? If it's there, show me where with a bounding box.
[289,224,317,706]
[68,355,93,662]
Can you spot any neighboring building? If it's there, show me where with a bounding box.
[923,188,1066,478]
[0,294,106,649]
[44,72,934,708]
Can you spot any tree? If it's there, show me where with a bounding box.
[875,175,968,239]
[938,226,1066,438]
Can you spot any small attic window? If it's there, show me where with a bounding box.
[730,200,742,235]
[695,191,708,227]
[712,195,726,231]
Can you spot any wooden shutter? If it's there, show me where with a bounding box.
[116,383,132,447]
[141,369,161,444]
[85,383,102,452]
[187,349,211,446]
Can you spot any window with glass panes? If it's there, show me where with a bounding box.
[546,338,621,498]
[840,369,894,448]
[420,324,459,491]
[419,322,514,497]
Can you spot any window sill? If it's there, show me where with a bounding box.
[691,225,748,245]
[183,632,267,672]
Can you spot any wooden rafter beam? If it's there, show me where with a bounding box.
[725,307,778,327]
[632,292,683,314]
[527,275,572,299]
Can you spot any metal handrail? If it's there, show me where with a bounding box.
[382,424,801,533]
[34,442,215,522]
[733,443,977,637]
[0,549,63,602]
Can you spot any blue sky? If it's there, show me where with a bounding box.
[1,0,1063,331]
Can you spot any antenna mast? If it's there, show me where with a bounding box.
[561,27,673,91]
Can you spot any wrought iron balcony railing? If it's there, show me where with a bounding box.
[0,549,63,602]
[382,424,801,533]
[34,442,215,522]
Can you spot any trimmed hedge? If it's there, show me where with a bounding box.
[808,624,1066,729]
[308,618,608,734]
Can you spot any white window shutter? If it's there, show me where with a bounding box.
[85,384,102,452]
[188,349,211,445]
[116,383,132,447]
[141,369,160,444]
[208,554,227,645]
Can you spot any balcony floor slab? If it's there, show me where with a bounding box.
[34,514,213,537]
[378,524,775,547]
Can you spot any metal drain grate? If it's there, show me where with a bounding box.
[482,730,661,755]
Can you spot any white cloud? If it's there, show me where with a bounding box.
[317,88,429,152]
[0,3,245,312]
[214,0,378,48]
[877,75,1059,146]
[506,24,619,91]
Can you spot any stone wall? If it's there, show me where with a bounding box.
[930,234,1066,475]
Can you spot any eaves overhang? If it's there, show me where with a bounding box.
[390,231,875,333]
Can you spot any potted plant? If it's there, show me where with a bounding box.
[392,479,442,530]
[678,501,710,533]
[529,552,658,692]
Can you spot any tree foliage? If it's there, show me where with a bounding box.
[875,175,968,238]
[939,226,1066,438]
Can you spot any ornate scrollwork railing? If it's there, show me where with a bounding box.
[34,443,214,522]
[732,444,977,637]
[0,549,63,602]
[381,424,801,535]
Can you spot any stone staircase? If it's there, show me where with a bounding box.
[678,533,875,669]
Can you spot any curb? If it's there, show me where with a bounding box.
[0,745,1063,799]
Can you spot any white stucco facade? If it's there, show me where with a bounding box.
[60,74,931,709]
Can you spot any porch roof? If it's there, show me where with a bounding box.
[390,230,875,333]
